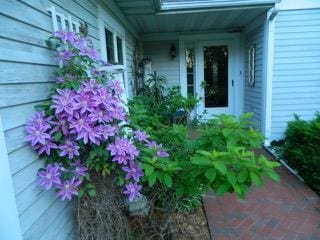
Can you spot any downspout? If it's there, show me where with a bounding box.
[262,2,280,147]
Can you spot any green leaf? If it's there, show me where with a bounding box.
[216,183,230,195]
[266,171,280,182]
[227,171,237,186]
[88,189,96,197]
[164,173,173,188]
[176,187,184,198]
[148,173,157,187]
[205,168,216,182]
[191,156,211,166]
[237,170,248,183]
[144,165,154,176]
[212,161,227,175]
[250,172,263,186]
[54,131,63,142]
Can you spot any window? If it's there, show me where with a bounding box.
[105,28,115,62]
[117,37,123,65]
[185,48,195,96]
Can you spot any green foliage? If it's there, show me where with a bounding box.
[129,100,280,210]
[282,113,320,193]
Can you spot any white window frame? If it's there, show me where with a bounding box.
[98,6,126,69]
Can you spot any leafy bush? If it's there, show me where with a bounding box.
[282,113,320,193]
[129,95,280,210]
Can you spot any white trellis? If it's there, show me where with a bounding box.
[46,6,128,103]
[47,6,80,33]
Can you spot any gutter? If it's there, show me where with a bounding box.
[157,0,277,15]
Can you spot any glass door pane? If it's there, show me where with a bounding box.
[203,46,228,108]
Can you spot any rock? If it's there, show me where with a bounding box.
[127,194,150,216]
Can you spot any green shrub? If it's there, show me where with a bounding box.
[129,99,280,211]
[283,113,320,193]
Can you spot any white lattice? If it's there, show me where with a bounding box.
[47,6,80,33]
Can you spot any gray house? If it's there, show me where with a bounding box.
[0,0,319,239]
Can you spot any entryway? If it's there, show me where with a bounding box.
[196,39,235,118]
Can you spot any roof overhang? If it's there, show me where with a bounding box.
[158,0,277,14]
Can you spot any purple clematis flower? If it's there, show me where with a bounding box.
[112,155,131,165]
[70,113,92,133]
[52,89,76,115]
[74,90,96,113]
[81,79,100,93]
[89,108,112,123]
[58,50,73,61]
[108,80,123,95]
[54,31,77,43]
[107,137,128,156]
[55,76,65,83]
[51,114,69,135]
[133,130,149,142]
[26,111,52,130]
[76,126,101,145]
[35,138,58,155]
[71,160,88,177]
[92,88,114,107]
[98,124,117,139]
[25,125,51,146]
[79,47,100,61]
[59,141,80,159]
[144,140,158,149]
[123,182,142,202]
[122,162,144,182]
[56,177,82,201]
[38,164,61,190]
[157,150,169,158]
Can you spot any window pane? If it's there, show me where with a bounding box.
[187,86,194,97]
[105,28,114,62]
[185,48,194,96]
[203,46,228,108]
[117,37,123,65]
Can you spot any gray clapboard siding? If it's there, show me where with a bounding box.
[271,8,320,139]
[0,0,138,239]
[0,62,56,84]
[244,14,265,130]
[142,40,180,88]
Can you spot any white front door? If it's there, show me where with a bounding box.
[196,40,235,118]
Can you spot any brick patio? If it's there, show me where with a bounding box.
[203,152,320,240]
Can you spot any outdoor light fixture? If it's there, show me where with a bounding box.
[170,44,176,59]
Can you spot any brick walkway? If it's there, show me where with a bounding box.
[203,156,320,240]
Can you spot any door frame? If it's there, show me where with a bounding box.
[178,32,244,118]
[196,39,235,117]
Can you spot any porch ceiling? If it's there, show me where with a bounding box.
[115,0,274,34]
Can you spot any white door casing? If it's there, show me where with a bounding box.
[196,39,236,118]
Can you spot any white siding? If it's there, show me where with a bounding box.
[271,8,320,139]
[143,40,180,87]
[0,0,137,239]
[244,14,266,130]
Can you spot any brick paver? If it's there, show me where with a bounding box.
[203,151,320,240]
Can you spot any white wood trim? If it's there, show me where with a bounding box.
[178,32,243,118]
[0,114,23,240]
[196,39,236,117]
[262,9,276,143]
[178,40,187,97]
